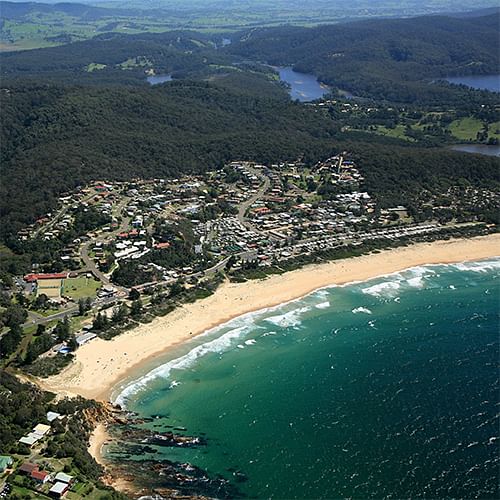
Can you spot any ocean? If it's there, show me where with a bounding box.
[111,259,500,498]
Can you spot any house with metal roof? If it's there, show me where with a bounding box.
[31,469,50,483]
[33,423,51,436]
[18,462,38,474]
[54,472,74,484]
[49,481,69,498]
[47,411,62,422]
[18,435,38,447]
[0,456,12,472]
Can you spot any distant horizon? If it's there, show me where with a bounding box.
[2,0,499,11]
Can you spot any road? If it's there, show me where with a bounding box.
[22,292,126,329]
[237,167,270,233]
[33,190,96,239]
[23,304,79,328]
[79,197,131,291]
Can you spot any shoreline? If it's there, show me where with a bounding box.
[88,423,108,467]
[42,234,499,404]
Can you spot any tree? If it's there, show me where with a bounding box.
[130,299,142,317]
[54,317,71,342]
[129,288,140,301]
[78,297,92,316]
[92,312,108,331]
[33,293,49,311]
[78,298,86,316]
[225,255,237,271]
[169,281,185,298]
[15,292,27,307]
[67,336,78,352]
[111,304,127,323]
[2,303,28,328]
[0,324,23,358]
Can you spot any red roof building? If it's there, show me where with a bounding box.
[19,462,38,474]
[117,230,140,239]
[31,469,50,483]
[24,273,68,283]
[253,207,272,214]
[154,242,171,250]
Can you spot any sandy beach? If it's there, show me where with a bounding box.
[42,234,499,402]
[88,423,109,466]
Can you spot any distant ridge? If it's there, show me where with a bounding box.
[446,7,500,18]
[0,1,138,19]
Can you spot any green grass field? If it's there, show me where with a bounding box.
[85,63,107,72]
[448,117,484,141]
[371,125,415,142]
[64,276,101,300]
[488,121,500,140]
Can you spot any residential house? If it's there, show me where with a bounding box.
[49,482,70,498]
[18,435,38,447]
[33,423,51,437]
[0,456,12,472]
[54,472,74,484]
[18,462,38,475]
[31,469,50,484]
[46,411,62,423]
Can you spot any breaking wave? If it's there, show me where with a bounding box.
[115,323,251,406]
[352,307,372,315]
[451,259,500,273]
[361,265,436,298]
[264,306,312,327]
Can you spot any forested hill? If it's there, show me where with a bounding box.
[0,30,226,85]
[0,80,336,239]
[2,13,498,105]
[2,78,499,242]
[1,13,499,241]
[227,14,500,104]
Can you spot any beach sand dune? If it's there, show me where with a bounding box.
[41,235,500,402]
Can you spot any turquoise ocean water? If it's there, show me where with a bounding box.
[113,259,499,498]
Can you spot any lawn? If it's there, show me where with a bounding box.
[488,121,500,140]
[118,56,152,69]
[37,308,61,317]
[64,276,101,300]
[448,117,483,141]
[371,125,415,142]
[85,63,107,72]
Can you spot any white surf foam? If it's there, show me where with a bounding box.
[315,301,330,309]
[114,258,499,406]
[264,306,312,328]
[115,323,251,406]
[406,276,424,288]
[361,265,437,297]
[115,299,315,405]
[352,307,372,315]
[452,259,500,273]
[362,280,401,297]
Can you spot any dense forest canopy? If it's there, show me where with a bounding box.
[0,79,336,239]
[0,30,228,85]
[1,12,498,104]
[2,78,499,243]
[0,12,499,243]
[226,13,500,104]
